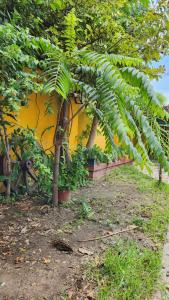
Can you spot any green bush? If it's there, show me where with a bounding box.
[58,148,89,191]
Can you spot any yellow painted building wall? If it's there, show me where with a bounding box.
[15,93,106,151]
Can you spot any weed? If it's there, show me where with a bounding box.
[79,200,93,219]
[132,217,144,228]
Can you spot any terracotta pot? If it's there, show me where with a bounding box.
[58,190,71,203]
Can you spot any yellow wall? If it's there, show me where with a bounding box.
[15,93,106,151]
[0,93,107,192]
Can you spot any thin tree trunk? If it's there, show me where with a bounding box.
[0,113,11,197]
[159,164,162,184]
[52,100,69,206]
[86,115,99,149]
[61,101,72,167]
[52,141,61,206]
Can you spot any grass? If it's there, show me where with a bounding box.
[91,165,169,300]
[106,164,169,193]
[95,240,161,300]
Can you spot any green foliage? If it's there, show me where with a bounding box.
[85,145,119,163]
[58,149,89,191]
[0,23,42,126]
[74,144,125,165]
[79,200,93,219]
[44,22,169,173]
[63,8,77,53]
[10,128,53,196]
[1,0,168,77]
[85,145,110,163]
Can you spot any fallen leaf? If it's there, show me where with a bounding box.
[19,247,27,253]
[64,230,73,234]
[43,257,51,264]
[2,251,12,257]
[0,240,7,245]
[21,226,27,234]
[14,256,24,264]
[67,289,74,299]
[87,290,95,299]
[103,230,113,235]
[31,222,40,228]
[78,248,94,256]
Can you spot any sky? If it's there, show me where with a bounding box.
[152,56,169,104]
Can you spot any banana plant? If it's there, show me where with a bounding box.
[43,9,169,205]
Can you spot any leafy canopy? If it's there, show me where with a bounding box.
[43,9,169,173]
[0,0,168,77]
[0,23,41,115]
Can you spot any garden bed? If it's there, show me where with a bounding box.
[87,157,132,179]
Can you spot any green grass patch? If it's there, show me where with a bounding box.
[94,240,161,300]
[142,200,169,243]
[108,165,169,242]
[106,164,169,193]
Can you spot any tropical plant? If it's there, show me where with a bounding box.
[43,9,169,206]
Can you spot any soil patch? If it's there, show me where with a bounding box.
[0,166,165,299]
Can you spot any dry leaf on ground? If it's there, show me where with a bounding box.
[78,248,94,256]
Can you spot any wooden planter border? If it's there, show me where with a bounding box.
[87,158,132,180]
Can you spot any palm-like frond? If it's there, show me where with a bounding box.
[43,44,169,172]
[44,54,73,100]
[79,50,142,68]
[120,67,169,119]
[63,9,77,53]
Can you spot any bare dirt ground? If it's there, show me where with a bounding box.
[0,167,163,300]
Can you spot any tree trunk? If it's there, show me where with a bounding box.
[158,164,162,184]
[52,141,61,206]
[52,100,69,206]
[86,115,99,149]
[0,113,11,197]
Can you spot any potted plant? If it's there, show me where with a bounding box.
[85,145,108,166]
[83,145,131,179]
[58,150,89,203]
[58,161,75,203]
